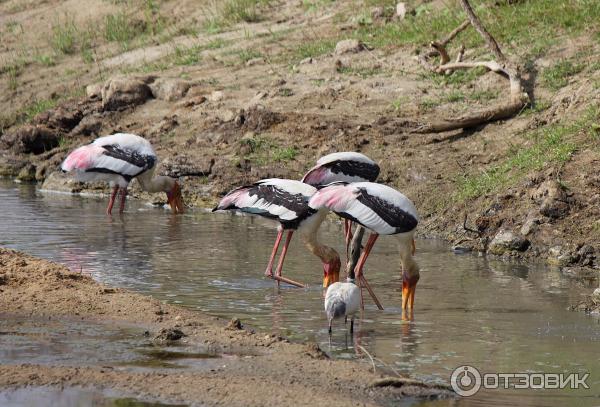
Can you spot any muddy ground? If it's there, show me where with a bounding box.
[0,247,453,405]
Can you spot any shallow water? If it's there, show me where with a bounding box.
[2,179,600,406]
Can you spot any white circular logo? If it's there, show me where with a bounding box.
[451,365,482,396]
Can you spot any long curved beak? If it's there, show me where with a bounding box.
[167,182,185,214]
[322,257,341,288]
[401,274,418,310]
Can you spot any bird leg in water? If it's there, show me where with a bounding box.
[271,231,306,288]
[118,187,128,213]
[106,185,119,215]
[354,233,384,310]
[265,230,284,277]
[350,317,354,333]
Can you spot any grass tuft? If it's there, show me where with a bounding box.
[455,106,599,201]
[541,60,584,90]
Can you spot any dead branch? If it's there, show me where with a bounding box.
[458,0,506,62]
[412,0,529,134]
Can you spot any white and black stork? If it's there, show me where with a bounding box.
[61,133,184,215]
[212,179,340,288]
[309,182,419,310]
[302,152,380,257]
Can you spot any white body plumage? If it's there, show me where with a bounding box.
[325,281,361,333]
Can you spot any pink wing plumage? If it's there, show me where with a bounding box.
[61,145,105,171]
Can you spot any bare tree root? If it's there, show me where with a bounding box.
[413,0,529,134]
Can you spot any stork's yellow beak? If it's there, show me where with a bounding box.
[401,274,419,310]
[322,257,341,288]
[167,182,185,214]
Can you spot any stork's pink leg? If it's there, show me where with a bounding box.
[118,187,128,213]
[275,231,293,279]
[354,233,383,310]
[106,185,119,215]
[265,230,284,277]
[272,231,305,288]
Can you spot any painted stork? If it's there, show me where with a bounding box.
[61,133,185,215]
[325,279,360,334]
[212,179,340,288]
[302,152,380,257]
[309,182,419,310]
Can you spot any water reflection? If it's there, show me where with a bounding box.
[2,179,600,406]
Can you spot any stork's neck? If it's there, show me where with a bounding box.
[301,210,338,263]
[137,171,173,193]
[401,255,419,279]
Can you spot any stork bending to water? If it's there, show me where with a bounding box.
[61,133,185,215]
[213,179,340,288]
[309,182,419,310]
[302,152,380,258]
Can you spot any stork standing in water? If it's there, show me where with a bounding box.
[61,133,185,215]
[309,182,419,310]
[213,179,340,288]
[302,152,380,257]
[325,279,360,334]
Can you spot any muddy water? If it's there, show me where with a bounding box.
[2,179,600,406]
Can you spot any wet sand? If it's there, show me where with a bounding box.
[0,248,452,406]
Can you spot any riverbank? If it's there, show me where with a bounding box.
[0,247,453,406]
[1,0,599,271]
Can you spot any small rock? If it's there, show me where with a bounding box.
[148,78,191,101]
[17,164,36,182]
[154,328,185,341]
[335,39,364,55]
[226,318,243,330]
[86,83,102,98]
[520,218,539,236]
[488,230,530,255]
[209,90,224,102]
[101,77,153,111]
[70,114,103,136]
[371,6,385,19]
[547,246,574,267]
[248,91,267,107]
[245,57,265,67]
[593,288,600,300]
[451,245,472,254]
[396,2,408,19]
[216,109,236,122]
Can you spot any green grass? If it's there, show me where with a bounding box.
[542,60,585,90]
[353,0,600,68]
[51,17,78,54]
[455,106,599,201]
[104,12,145,46]
[203,0,273,32]
[35,53,56,67]
[173,45,202,66]
[470,89,499,102]
[241,134,298,165]
[338,65,383,78]
[290,39,336,63]
[237,49,263,63]
[20,99,58,122]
